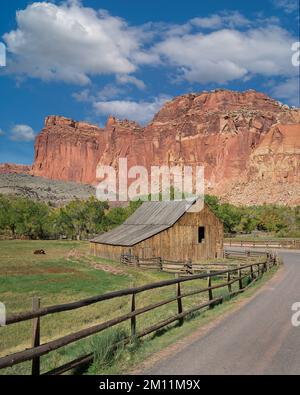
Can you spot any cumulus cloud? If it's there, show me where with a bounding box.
[2,4,299,107]
[93,95,171,124]
[73,83,125,102]
[271,77,300,106]
[10,125,36,141]
[3,1,148,84]
[153,25,297,84]
[0,42,6,67]
[72,89,92,102]
[190,11,250,30]
[116,74,146,89]
[272,0,299,14]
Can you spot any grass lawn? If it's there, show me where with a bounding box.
[0,240,267,375]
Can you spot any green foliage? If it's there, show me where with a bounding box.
[205,195,242,233]
[0,195,52,239]
[0,193,299,240]
[205,195,300,237]
[56,197,109,239]
[0,195,127,240]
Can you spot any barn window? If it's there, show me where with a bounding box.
[198,227,205,243]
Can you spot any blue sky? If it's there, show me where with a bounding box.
[0,0,299,164]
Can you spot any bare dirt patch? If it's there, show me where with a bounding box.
[93,263,124,275]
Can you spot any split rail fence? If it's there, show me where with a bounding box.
[225,238,300,249]
[120,249,271,274]
[0,251,279,376]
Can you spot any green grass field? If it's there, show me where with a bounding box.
[0,240,268,375]
[0,240,176,373]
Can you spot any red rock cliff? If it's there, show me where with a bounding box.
[31,90,300,205]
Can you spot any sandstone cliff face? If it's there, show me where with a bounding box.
[31,90,300,205]
[223,123,300,206]
[32,116,104,184]
[249,124,300,184]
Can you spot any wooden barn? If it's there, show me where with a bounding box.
[91,198,223,262]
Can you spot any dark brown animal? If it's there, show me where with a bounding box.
[34,249,46,255]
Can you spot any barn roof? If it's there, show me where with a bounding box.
[91,198,198,246]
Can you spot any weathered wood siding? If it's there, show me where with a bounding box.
[91,205,223,261]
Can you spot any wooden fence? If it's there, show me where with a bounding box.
[225,238,300,249]
[0,252,279,376]
[120,250,270,274]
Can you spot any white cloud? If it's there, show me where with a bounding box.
[191,11,250,30]
[116,74,146,89]
[0,128,5,136]
[272,0,299,14]
[93,95,171,124]
[10,125,36,141]
[153,25,297,84]
[272,77,300,106]
[73,83,125,102]
[3,5,299,108]
[72,89,91,102]
[97,84,124,100]
[3,1,148,84]
[0,42,6,67]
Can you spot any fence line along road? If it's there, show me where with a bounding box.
[0,251,279,376]
[224,238,300,249]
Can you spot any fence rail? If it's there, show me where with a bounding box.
[225,238,300,249]
[120,250,270,274]
[0,252,279,375]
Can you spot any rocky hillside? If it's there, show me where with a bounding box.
[0,173,95,206]
[8,89,300,205]
[0,163,31,175]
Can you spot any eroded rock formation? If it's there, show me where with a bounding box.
[24,89,300,205]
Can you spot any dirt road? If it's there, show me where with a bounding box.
[144,251,300,375]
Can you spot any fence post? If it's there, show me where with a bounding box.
[250,264,254,281]
[135,256,140,268]
[258,263,262,277]
[31,297,40,376]
[185,259,192,275]
[130,292,136,338]
[265,257,269,272]
[207,271,214,308]
[227,271,232,294]
[176,274,183,325]
[159,257,163,271]
[238,265,243,290]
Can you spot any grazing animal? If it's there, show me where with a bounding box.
[34,249,46,255]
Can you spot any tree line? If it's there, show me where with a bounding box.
[205,195,300,237]
[0,195,140,240]
[0,194,299,240]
